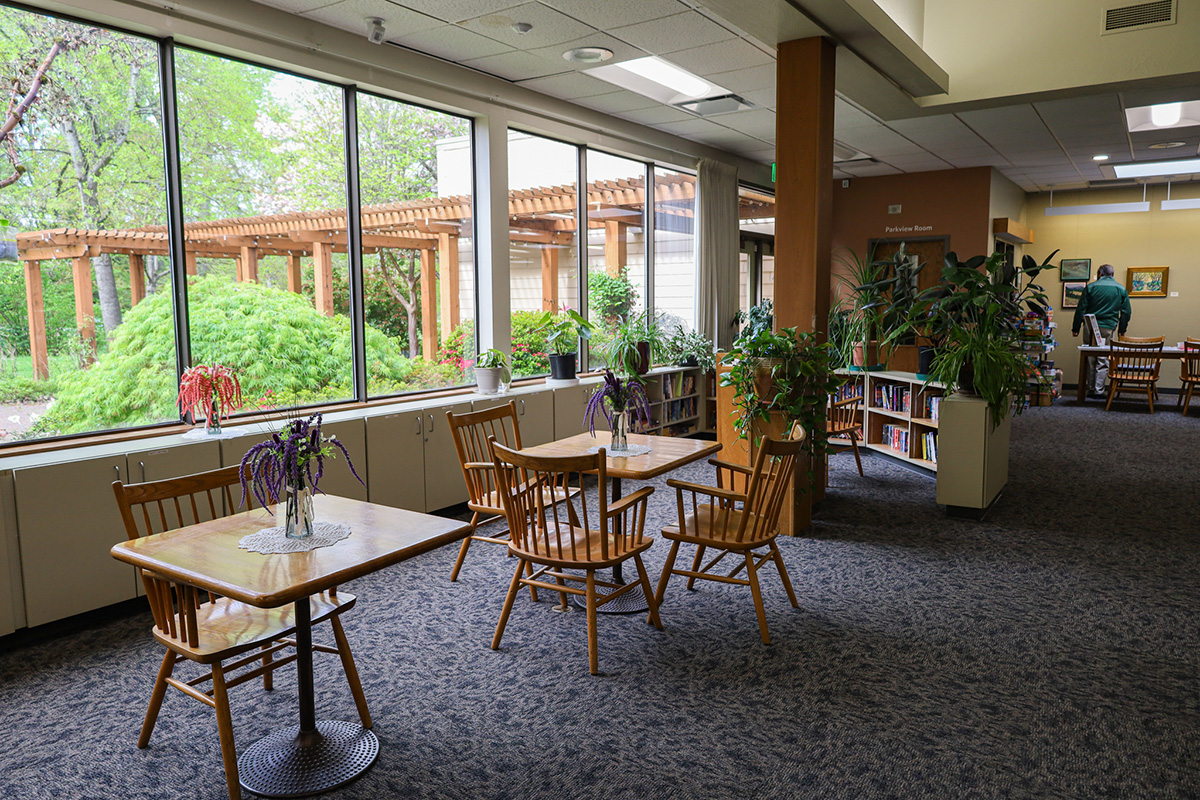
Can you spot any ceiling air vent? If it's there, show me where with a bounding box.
[673,94,755,117]
[1102,0,1176,34]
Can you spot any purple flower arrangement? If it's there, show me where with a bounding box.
[584,370,651,436]
[240,412,363,508]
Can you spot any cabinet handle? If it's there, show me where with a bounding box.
[520,399,526,415]
[427,413,434,432]
[114,465,121,482]
[416,415,423,435]
[139,461,145,482]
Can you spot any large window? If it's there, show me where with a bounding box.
[586,150,646,369]
[507,131,579,379]
[739,186,776,311]
[358,93,473,396]
[653,167,697,333]
[0,6,173,440]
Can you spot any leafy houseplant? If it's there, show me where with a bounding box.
[720,325,845,476]
[584,370,651,452]
[916,249,1058,429]
[603,310,665,377]
[734,299,773,341]
[177,364,242,434]
[535,308,593,380]
[474,348,511,395]
[665,327,716,373]
[835,247,888,371]
[240,413,363,539]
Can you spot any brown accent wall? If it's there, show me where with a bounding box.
[830,166,993,297]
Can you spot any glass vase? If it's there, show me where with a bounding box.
[610,409,630,452]
[277,481,315,539]
[205,397,222,435]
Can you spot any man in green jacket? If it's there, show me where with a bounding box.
[1072,264,1132,397]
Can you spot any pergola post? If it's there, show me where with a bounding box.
[604,219,628,277]
[240,245,258,283]
[129,254,145,306]
[313,242,334,316]
[22,260,49,380]
[541,245,559,311]
[185,251,197,276]
[72,255,97,362]
[287,253,303,293]
[438,233,459,344]
[420,248,437,358]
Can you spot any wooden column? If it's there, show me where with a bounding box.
[438,233,459,344]
[287,253,303,293]
[420,248,437,358]
[23,260,49,380]
[774,35,837,518]
[604,219,627,276]
[313,242,334,317]
[239,245,259,283]
[185,251,197,276]
[71,255,96,362]
[541,245,559,311]
[128,254,145,306]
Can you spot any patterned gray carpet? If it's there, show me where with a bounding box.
[1,401,1198,799]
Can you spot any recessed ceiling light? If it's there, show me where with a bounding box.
[1149,141,1187,149]
[611,56,710,98]
[1125,100,1200,132]
[1111,157,1200,179]
[1093,154,1110,161]
[563,47,613,64]
[1150,102,1183,127]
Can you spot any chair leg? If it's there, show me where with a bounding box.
[769,540,799,609]
[328,615,372,729]
[634,554,663,630]
[1147,383,1155,414]
[553,571,570,612]
[1105,380,1118,411]
[1185,384,1196,417]
[685,544,706,590]
[138,649,176,748]
[655,540,681,607]
[744,551,771,645]
[261,644,273,691]
[850,437,864,477]
[524,559,540,604]
[491,559,525,651]
[585,570,600,675]
[449,533,474,582]
[210,661,241,800]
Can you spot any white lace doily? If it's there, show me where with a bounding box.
[586,443,652,457]
[238,521,351,554]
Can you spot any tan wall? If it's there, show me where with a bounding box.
[1027,184,1200,389]
[988,168,1028,260]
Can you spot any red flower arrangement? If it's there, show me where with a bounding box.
[178,364,243,433]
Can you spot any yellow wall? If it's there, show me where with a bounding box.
[1027,184,1200,389]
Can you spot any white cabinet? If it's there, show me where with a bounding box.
[472,389,555,447]
[0,470,21,635]
[421,401,473,511]
[554,382,606,439]
[365,400,471,513]
[936,395,1011,516]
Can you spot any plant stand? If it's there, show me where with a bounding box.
[935,394,1011,519]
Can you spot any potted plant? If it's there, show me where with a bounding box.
[535,308,593,381]
[834,248,888,371]
[734,298,773,341]
[177,364,242,434]
[873,244,927,372]
[915,249,1058,429]
[584,370,651,452]
[603,309,665,376]
[665,327,716,372]
[474,348,511,395]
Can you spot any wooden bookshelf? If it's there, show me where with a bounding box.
[854,370,945,472]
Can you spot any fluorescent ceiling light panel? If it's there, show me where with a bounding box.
[585,57,728,106]
[1125,100,1200,131]
[1111,157,1200,178]
[1044,201,1150,216]
[1161,198,1200,210]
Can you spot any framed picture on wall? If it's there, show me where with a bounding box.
[1126,266,1169,297]
[1062,281,1087,309]
[1060,258,1090,281]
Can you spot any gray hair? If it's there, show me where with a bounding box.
[1098,264,1114,278]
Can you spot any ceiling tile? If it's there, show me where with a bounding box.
[690,128,764,149]
[663,39,773,76]
[539,0,689,29]
[458,2,595,49]
[834,99,881,130]
[740,86,776,109]
[460,49,564,82]
[835,125,925,157]
[957,106,1060,151]
[584,90,660,114]
[886,116,988,150]
[615,105,695,125]
[880,153,954,172]
[528,32,646,65]
[609,11,736,53]
[516,71,616,100]
[714,108,776,139]
[940,152,1011,168]
[304,0,443,36]
[390,25,513,61]
[396,0,522,24]
[707,64,775,93]
[257,0,337,13]
[839,162,902,177]
[654,117,729,136]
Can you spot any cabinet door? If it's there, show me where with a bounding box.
[319,419,369,501]
[514,391,554,446]
[0,470,20,635]
[422,401,472,511]
[555,384,605,439]
[366,410,426,512]
[15,455,132,626]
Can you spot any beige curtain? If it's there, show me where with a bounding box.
[695,158,739,349]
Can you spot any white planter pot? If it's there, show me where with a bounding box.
[476,367,505,395]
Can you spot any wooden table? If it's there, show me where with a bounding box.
[518,432,722,613]
[1075,345,1186,403]
[111,494,470,798]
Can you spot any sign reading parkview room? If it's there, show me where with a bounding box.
[885,224,933,233]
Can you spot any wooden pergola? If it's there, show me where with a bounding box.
[15,174,772,379]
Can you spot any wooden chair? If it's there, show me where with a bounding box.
[488,441,661,675]
[654,427,806,645]
[112,466,370,800]
[445,402,575,597]
[1105,336,1164,413]
[826,390,864,480]
[1178,338,1200,417]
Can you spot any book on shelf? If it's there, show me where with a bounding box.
[663,373,696,401]
[873,384,911,412]
[835,381,863,402]
[881,423,909,454]
[918,430,937,463]
[926,396,941,420]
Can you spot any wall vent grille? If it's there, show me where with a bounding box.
[1103,0,1176,33]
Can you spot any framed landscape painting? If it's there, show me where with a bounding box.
[1126,266,1169,297]
[1062,281,1087,309]
[1060,258,1090,281]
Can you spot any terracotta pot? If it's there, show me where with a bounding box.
[851,341,884,372]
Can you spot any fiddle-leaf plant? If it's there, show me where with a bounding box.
[535,309,593,355]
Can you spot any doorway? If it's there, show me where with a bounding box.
[868,236,949,293]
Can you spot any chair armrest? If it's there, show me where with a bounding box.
[605,487,655,519]
[707,458,752,475]
[463,462,493,471]
[666,478,745,503]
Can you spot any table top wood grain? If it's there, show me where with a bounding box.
[110,494,470,608]
[518,433,722,480]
